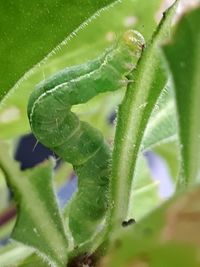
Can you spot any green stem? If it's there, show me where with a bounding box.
[107,0,178,237]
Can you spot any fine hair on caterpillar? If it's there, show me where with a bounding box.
[27,30,145,245]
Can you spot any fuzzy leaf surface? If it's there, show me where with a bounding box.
[163,7,200,188]
[100,186,200,267]
[0,0,118,102]
[0,0,162,139]
[0,142,68,267]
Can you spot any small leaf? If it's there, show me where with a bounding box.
[0,141,68,267]
[163,7,200,188]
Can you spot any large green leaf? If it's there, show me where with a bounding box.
[0,0,118,102]
[0,0,162,139]
[163,7,200,189]
[0,142,68,267]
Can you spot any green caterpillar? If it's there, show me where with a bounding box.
[27,30,145,245]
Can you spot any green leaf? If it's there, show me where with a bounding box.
[154,141,179,181]
[128,156,160,220]
[163,7,200,189]
[142,84,177,151]
[101,186,200,267]
[0,168,8,212]
[0,0,162,140]
[0,242,47,267]
[0,243,34,267]
[108,1,178,234]
[0,210,15,241]
[19,254,49,267]
[0,142,68,267]
[0,0,118,102]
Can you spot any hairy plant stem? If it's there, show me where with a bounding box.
[106,0,178,240]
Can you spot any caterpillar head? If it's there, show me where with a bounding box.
[123,30,145,58]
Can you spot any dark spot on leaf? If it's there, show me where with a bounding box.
[122,218,136,227]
